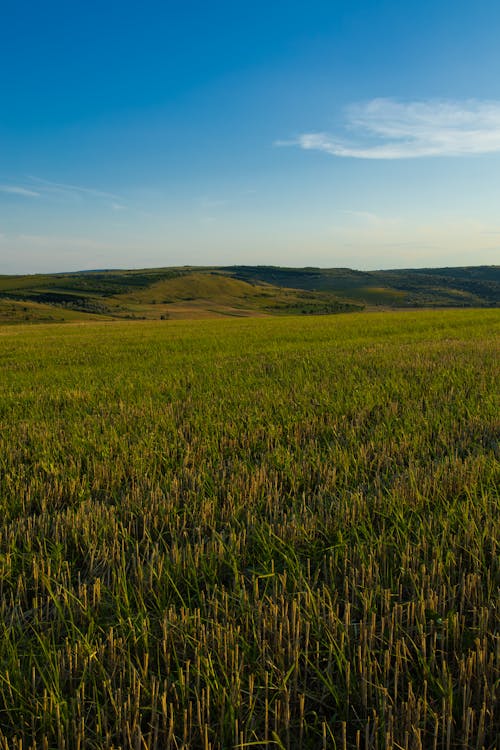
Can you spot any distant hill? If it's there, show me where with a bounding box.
[0,265,497,323]
[223,265,500,307]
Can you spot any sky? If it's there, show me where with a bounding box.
[2,0,500,273]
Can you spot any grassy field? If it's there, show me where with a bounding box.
[0,310,498,749]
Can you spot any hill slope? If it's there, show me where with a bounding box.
[0,268,359,324]
[224,265,500,307]
[0,264,497,323]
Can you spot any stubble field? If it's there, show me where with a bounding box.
[0,310,498,749]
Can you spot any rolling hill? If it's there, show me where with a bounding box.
[224,265,500,307]
[0,264,497,324]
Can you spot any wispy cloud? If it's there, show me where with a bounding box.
[0,175,127,210]
[0,185,40,197]
[27,176,122,200]
[280,99,500,159]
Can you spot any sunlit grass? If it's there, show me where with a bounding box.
[0,310,498,749]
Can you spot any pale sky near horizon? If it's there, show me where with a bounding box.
[2,0,500,274]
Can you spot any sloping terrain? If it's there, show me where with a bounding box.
[0,264,497,323]
[372,266,500,306]
[224,265,500,307]
[0,269,359,323]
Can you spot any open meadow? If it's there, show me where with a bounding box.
[0,309,498,749]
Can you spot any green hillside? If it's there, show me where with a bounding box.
[0,268,359,323]
[224,265,500,307]
[0,264,497,323]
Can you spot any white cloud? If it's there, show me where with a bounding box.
[27,176,121,200]
[282,99,500,159]
[0,176,127,210]
[0,185,40,197]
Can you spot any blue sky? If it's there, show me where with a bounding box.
[2,0,500,273]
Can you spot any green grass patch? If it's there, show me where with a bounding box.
[0,310,498,749]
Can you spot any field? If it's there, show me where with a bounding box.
[0,309,498,749]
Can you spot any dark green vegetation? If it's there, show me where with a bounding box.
[225,265,500,307]
[0,265,498,324]
[0,310,498,749]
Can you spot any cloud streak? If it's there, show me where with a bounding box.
[0,185,40,197]
[0,175,127,210]
[282,99,500,159]
[27,176,122,200]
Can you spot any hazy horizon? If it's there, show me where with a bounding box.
[2,1,500,274]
